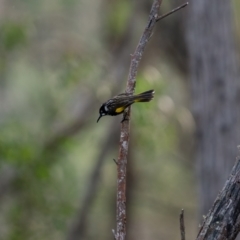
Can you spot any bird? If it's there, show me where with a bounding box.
[97,89,154,122]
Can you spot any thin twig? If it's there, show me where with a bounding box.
[180,209,186,240]
[156,2,189,22]
[113,159,118,165]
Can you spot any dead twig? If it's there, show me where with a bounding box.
[180,209,186,240]
[115,1,188,239]
[115,0,162,238]
[156,2,189,22]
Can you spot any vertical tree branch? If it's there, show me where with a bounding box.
[114,1,162,240]
[180,209,186,240]
[114,1,188,239]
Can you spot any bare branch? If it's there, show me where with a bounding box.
[115,1,162,240]
[115,0,189,239]
[156,2,189,22]
[180,209,186,240]
[113,159,119,165]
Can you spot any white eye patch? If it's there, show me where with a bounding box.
[104,105,109,111]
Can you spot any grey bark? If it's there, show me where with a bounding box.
[196,157,240,240]
[186,0,240,215]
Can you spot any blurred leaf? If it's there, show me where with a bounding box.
[0,22,27,51]
[106,0,132,39]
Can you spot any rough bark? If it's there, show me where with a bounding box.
[197,157,240,240]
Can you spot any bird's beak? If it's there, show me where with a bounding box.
[97,115,102,123]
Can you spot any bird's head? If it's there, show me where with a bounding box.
[97,104,107,122]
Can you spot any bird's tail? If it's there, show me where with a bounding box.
[133,90,155,102]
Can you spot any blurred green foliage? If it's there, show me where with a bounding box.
[4,0,240,239]
[0,22,27,51]
[106,0,132,39]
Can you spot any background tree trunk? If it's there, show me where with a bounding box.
[186,0,240,216]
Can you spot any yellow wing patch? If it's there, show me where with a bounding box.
[115,106,125,113]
